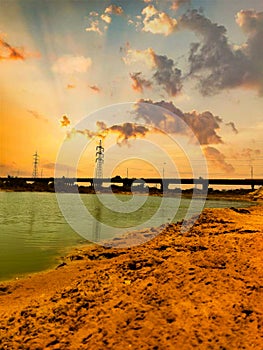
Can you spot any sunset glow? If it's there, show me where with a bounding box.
[1,0,262,179]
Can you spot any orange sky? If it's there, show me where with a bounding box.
[1,0,262,179]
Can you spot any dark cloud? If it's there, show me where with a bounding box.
[130,72,152,93]
[135,99,223,145]
[180,9,263,96]
[0,37,25,60]
[226,122,238,134]
[0,35,40,61]
[152,53,183,96]
[69,121,151,146]
[89,85,101,93]
[124,47,183,96]
[203,146,235,173]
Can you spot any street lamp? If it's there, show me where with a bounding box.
[163,162,166,179]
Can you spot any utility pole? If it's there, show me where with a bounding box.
[95,140,104,179]
[32,151,39,178]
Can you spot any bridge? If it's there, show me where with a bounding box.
[1,177,263,191]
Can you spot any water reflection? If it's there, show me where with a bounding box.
[92,203,102,243]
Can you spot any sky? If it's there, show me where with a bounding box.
[0,0,262,179]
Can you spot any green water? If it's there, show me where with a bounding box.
[0,192,252,281]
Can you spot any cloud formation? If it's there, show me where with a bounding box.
[123,47,156,68]
[170,0,191,11]
[152,53,182,96]
[67,84,76,89]
[130,72,152,93]
[0,35,39,61]
[135,99,223,145]
[52,55,92,74]
[203,146,235,173]
[127,8,263,96]
[141,5,178,36]
[226,122,238,134]
[86,4,124,35]
[123,47,183,96]
[180,9,263,95]
[85,20,104,35]
[70,121,151,146]
[60,115,71,127]
[104,4,123,16]
[89,85,101,93]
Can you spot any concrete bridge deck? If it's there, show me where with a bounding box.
[1,177,263,190]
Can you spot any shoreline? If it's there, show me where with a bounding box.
[0,187,258,202]
[0,204,262,349]
[0,194,258,284]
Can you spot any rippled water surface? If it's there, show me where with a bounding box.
[0,192,252,281]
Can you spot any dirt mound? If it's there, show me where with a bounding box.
[250,186,263,201]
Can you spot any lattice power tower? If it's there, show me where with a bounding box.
[95,140,104,179]
[32,151,39,178]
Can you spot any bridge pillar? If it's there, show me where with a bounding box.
[202,179,209,193]
[161,180,169,193]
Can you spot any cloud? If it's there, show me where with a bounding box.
[180,9,263,96]
[52,55,92,74]
[0,35,40,61]
[85,20,104,35]
[67,84,76,89]
[89,85,101,93]
[130,72,152,93]
[152,53,183,96]
[170,0,191,11]
[60,115,71,127]
[69,121,151,146]
[122,47,156,68]
[27,110,48,123]
[141,5,178,36]
[232,148,261,165]
[101,14,112,24]
[104,4,123,16]
[86,4,124,35]
[135,99,223,145]
[123,47,183,96]
[226,122,238,134]
[203,146,235,173]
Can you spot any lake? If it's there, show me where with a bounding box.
[0,191,252,281]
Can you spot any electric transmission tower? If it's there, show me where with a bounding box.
[32,151,39,178]
[95,140,104,179]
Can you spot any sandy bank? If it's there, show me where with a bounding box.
[0,205,262,349]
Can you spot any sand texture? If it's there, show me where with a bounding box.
[0,205,262,349]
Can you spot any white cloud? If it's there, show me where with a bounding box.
[52,55,92,74]
[101,14,112,24]
[141,5,178,36]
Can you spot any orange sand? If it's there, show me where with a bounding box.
[0,205,262,349]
